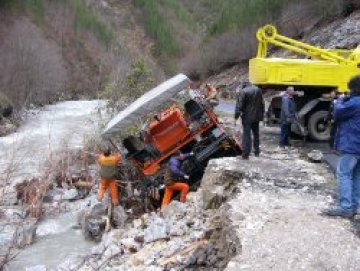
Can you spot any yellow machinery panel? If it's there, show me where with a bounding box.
[249,25,360,93]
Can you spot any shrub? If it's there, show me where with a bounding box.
[72,0,114,46]
[25,0,46,24]
[160,0,199,32]
[101,59,154,111]
[134,0,180,57]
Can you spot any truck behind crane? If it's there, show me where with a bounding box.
[249,24,360,141]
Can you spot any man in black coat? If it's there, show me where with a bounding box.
[235,82,265,159]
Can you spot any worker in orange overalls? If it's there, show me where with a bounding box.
[97,146,122,206]
[161,151,193,209]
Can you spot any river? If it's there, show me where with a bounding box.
[0,100,105,270]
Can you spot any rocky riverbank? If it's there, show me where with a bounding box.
[53,121,360,271]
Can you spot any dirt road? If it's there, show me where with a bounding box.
[225,124,360,271]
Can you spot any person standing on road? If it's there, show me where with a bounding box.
[97,146,122,206]
[234,82,265,159]
[161,151,193,209]
[323,75,360,218]
[279,86,297,148]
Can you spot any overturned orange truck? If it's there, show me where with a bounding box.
[102,74,241,185]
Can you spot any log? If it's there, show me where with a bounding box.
[158,240,208,266]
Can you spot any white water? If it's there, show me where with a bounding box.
[0,100,105,184]
[8,212,93,271]
[0,100,106,270]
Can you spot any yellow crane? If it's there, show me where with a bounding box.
[249,24,360,141]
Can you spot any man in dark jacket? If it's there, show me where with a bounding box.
[323,75,360,218]
[325,91,338,149]
[161,151,193,209]
[235,82,265,159]
[279,86,297,148]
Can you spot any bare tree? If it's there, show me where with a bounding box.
[0,18,68,108]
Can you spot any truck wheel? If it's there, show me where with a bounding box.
[307,110,330,141]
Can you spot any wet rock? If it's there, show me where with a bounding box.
[57,255,85,271]
[3,207,28,221]
[80,203,108,242]
[62,188,79,200]
[15,219,37,247]
[0,223,17,246]
[307,150,323,163]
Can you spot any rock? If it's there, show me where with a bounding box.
[3,207,28,221]
[15,219,37,247]
[0,223,17,246]
[162,201,186,220]
[307,150,323,163]
[134,235,145,243]
[201,158,243,209]
[112,205,128,228]
[121,237,140,253]
[57,255,84,271]
[91,242,107,255]
[80,203,108,242]
[144,215,171,243]
[0,121,16,136]
[103,243,123,259]
[62,188,79,200]
[25,265,47,271]
[169,221,188,236]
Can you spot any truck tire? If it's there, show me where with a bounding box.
[307,110,330,141]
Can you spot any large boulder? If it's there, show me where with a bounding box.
[201,158,243,209]
[79,203,109,242]
[14,219,37,247]
[143,214,171,243]
[79,203,128,242]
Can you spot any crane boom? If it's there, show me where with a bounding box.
[249,24,360,141]
[256,25,358,64]
[250,25,360,92]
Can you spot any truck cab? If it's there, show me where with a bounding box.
[103,74,241,186]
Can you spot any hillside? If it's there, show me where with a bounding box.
[0,0,163,110]
[1,1,360,269]
[0,0,359,111]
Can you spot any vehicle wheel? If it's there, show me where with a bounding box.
[307,110,330,141]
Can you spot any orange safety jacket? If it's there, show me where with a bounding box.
[98,153,122,180]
